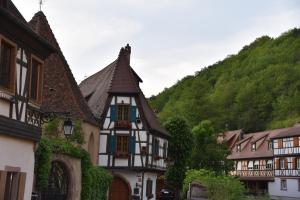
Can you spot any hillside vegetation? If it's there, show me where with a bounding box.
[149,28,300,133]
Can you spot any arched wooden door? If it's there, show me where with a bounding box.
[109,176,130,200]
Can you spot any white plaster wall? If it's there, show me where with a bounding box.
[99,135,107,153]
[113,170,158,200]
[115,159,128,166]
[0,135,35,200]
[143,172,157,200]
[269,178,300,198]
[117,96,130,104]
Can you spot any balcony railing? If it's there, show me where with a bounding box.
[275,169,300,176]
[274,147,300,155]
[231,170,274,177]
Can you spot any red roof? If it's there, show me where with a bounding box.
[79,45,169,137]
[227,128,290,160]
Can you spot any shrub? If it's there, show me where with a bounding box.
[183,169,245,200]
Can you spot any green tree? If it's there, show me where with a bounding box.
[150,28,300,133]
[164,116,193,199]
[189,120,233,174]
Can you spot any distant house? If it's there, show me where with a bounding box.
[80,45,170,200]
[269,125,300,199]
[223,125,300,199]
[29,11,100,199]
[0,0,53,199]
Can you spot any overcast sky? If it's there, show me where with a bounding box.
[13,0,300,97]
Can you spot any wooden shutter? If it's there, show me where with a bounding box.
[293,158,297,170]
[0,170,7,200]
[129,135,136,154]
[110,105,117,121]
[285,158,288,169]
[130,106,137,122]
[276,159,280,170]
[17,172,26,200]
[108,135,116,154]
[294,137,299,147]
[278,139,283,148]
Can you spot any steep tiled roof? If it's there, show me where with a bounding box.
[79,45,169,137]
[28,11,98,125]
[270,124,300,139]
[227,128,290,160]
[218,129,242,150]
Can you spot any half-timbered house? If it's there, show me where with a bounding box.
[28,11,100,199]
[80,45,170,200]
[269,124,300,199]
[225,128,290,195]
[0,1,53,199]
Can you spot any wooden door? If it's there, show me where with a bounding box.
[109,176,130,200]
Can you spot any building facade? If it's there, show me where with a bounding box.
[0,0,53,199]
[80,45,170,200]
[224,125,300,199]
[269,125,300,199]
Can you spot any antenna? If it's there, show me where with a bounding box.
[39,0,45,11]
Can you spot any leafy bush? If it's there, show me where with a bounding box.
[183,169,245,200]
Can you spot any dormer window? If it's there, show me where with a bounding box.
[0,37,16,93]
[251,143,256,151]
[268,141,273,150]
[237,144,241,152]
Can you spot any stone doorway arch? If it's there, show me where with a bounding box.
[109,175,131,200]
[40,154,81,200]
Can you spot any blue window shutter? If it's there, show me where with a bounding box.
[129,135,136,154]
[130,106,137,122]
[110,105,117,121]
[108,135,116,154]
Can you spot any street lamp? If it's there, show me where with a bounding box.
[42,111,73,138]
[63,117,73,137]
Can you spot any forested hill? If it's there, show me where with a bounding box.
[149,28,300,133]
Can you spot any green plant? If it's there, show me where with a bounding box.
[35,138,112,200]
[164,116,193,199]
[183,169,245,200]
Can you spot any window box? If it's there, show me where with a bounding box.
[115,120,131,129]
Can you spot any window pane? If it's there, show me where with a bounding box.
[30,59,39,100]
[0,41,13,89]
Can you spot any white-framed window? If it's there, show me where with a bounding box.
[281,179,287,190]
[268,141,273,150]
[237,161,242,170]
[283,138,293,148]
[297,158,300,170]
[251,143,256,151]
[254,160,259,170]
[266,160,273,169]
[248,161,253,170]
[280,159,285,169]
[237,144,241,152]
